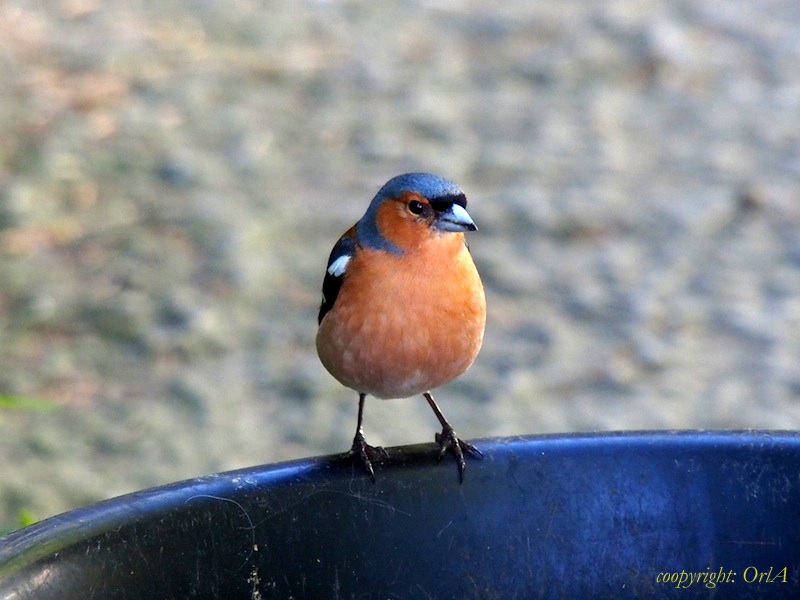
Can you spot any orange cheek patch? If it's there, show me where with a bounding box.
[375,197,431,252]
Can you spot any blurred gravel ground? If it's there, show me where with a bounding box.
[1,0,799,528]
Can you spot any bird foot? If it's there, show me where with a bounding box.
[435,425,483,482]
[344,431,389,481]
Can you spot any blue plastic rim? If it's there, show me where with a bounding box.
[1,431,799,599]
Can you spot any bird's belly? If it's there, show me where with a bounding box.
[317,292,484,399]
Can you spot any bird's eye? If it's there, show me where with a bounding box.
[408,200,424,215]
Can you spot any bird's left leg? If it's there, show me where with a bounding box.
[423,391,483,482]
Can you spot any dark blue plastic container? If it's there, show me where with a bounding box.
[1,431,799,598]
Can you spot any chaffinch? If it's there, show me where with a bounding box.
[316,173,486,481]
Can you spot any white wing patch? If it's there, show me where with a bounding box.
[327,254,351,277]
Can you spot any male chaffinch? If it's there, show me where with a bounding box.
[316,173,486,481]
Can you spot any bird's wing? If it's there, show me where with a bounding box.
[318,228,356,324]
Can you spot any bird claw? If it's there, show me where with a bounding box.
[344,431,388,481]
[435,425,483,482]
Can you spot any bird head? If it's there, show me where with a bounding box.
[357,173,477,253]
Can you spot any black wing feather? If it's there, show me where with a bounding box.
[318,233,356,324]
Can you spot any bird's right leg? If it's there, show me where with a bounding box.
[344,392,388,481]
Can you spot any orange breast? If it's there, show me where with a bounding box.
[316,234,486,399]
